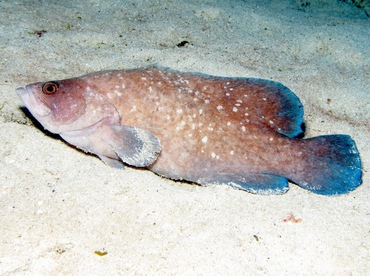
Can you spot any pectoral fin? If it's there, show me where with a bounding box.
[110,125,161,167]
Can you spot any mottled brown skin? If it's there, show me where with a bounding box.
[51,68,303,180]
[17,65,362,195]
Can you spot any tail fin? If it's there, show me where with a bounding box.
[292,135,362,195]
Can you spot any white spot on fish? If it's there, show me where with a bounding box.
[217,105,223,110]
[227,121,231,126]
[230,150,234,155]
[177,109,183,114]
[233,107,238,112]
[241,126,246,132]
[130,105,137,112]
[205,99,210,104]
[95,94,103,101]
[202,136,208,143]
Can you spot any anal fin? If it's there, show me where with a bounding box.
[198,173,289,195]
[229,174,289,195]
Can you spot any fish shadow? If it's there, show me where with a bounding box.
[20,107,61,141]
[296,122,306,138]
[19,107,94,159]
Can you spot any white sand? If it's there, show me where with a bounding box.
[1,0,369,274]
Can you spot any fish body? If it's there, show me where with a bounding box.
[16,65,362,195]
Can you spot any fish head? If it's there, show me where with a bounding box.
[16,78,88,134]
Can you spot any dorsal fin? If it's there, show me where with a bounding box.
[239,78,304,138]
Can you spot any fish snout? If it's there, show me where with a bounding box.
[16,86,51,117]
[16,86,26,97]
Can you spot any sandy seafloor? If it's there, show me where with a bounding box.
[0,0,369,275]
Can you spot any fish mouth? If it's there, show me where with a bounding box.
[16,86,51,117]
[61,116,109,137]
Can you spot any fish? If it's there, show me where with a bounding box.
[16,64,362,195]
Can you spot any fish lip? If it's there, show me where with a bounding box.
[16,86,27,98]
[16,86,51,117]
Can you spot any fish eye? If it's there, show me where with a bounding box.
[42,82,59,95]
